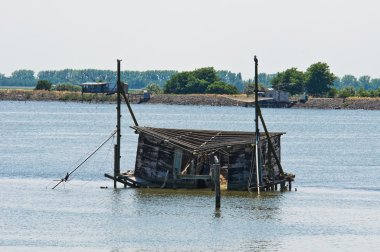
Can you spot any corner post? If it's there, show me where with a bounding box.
[254,56,261,193]
[114,59,122,188]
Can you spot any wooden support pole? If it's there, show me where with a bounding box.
[257,106,285,177]
[267,141,272,177]
[173,167,177,189]
[280,181,285,192]
[113,144,118,188]
[213,156,221,209]
[120,91,139,127]
[255,142,260,193]
[254,56,261,193]
[215,165,221,209]
[212,164,221,209]
[114,59,122,189]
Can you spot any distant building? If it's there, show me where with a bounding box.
[299,93,308,103]
[142,90,150,101]
[79,82,128,94]
[264,90,289,102]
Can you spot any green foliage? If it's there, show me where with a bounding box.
[243,81,266,95]
[327,87,338,98]
[164,71,197,94]
[4,66,380,97]
[164,67,237,94]
[338,87,356,98]
[0,70,37,86]
[371,88,380,97]
[305,62,335,96]
[371,79,380,90]
[2,68,242,91]
[11,70,36,86]
[333,75,380,92]
[145,83,162,94]
[356,87,380,97]
[37,69,177,89]
[193,67,219,84]
[206,81,239,94]
[53,83,81,92]
[243,74,276,90]
[36,69,243,92]
[258,73,276,88]
[327,86,380,98]
[271,68,305,95]
[35,80,52,91]
[217,70,244,91]
[357,75,371,90]
[338,75,358,89]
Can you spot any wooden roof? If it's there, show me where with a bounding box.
[79,82,109,86]
[131,126,284,154]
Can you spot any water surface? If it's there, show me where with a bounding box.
[1,101,379,251]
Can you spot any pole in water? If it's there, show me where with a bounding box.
[255,142,260,194]
[114,144,118,189]
[254,56,261,194]
[215,165,221,209]
[114,59,122,189]
[213,156,221,209]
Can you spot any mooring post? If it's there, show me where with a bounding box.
[280,181,285,192]
[213,156,221,209]
[215,164,221,209]
[211,165,215,192]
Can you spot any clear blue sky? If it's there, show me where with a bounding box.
[1,0,379,79]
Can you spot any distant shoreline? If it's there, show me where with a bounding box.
[1,89,380,110]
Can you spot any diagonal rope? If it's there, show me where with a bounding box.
[52,130,117,189]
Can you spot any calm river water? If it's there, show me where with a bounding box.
[1,101,380,251]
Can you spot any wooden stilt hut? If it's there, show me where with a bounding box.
[128,126,287,190]
[104,57,294,194]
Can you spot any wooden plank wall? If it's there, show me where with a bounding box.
[227,135,282,190]
[134,134,196,187]
[134,133,282,190]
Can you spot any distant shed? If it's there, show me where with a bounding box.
[131,126,285,190]
[79,82,128,94]
[265,90,289,102]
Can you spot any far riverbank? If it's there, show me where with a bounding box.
[1,89,380,110]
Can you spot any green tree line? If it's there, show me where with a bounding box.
[0,70,36,86]
[334,75,380,91]
[0,69,244,91]
[163,67,239,94]
[269,62,336,96]
[2,66,380,97]
[268,62,380,97]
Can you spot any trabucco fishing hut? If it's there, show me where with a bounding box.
[105,57,294,198]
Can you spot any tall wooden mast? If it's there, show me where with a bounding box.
[254,56,261,193]
[114,59,122,188]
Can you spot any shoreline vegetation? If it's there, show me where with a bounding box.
[1,89,380,110]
